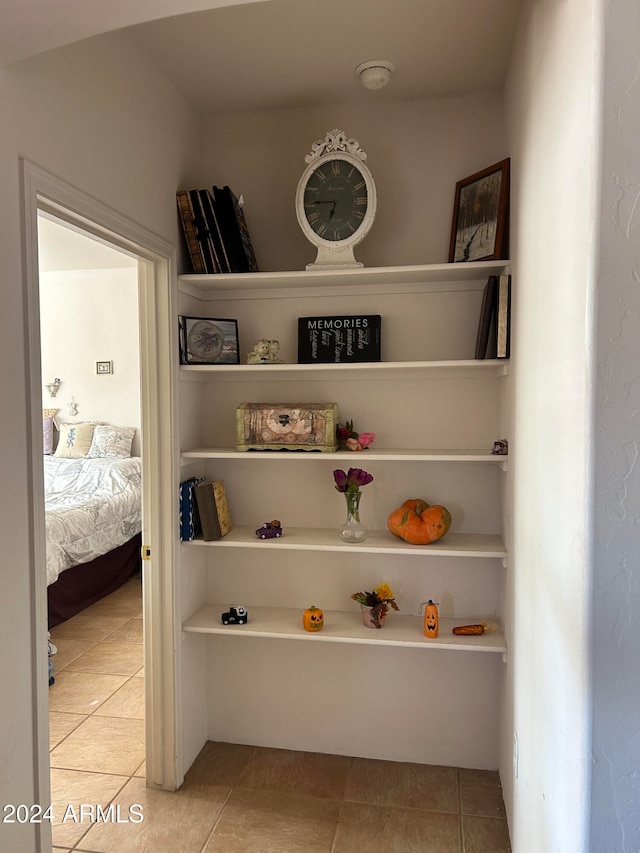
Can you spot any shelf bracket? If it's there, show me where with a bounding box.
[502,557,508,569]
[502,651,508,664]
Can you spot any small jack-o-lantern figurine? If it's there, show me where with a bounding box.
[419,600,439,638]
[303,605,324,632]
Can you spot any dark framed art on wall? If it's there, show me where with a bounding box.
[448,158,510,263]
[179,316,240,364]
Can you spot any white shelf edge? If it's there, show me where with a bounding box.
[181,447,508,465]
[178,259,511,294]
[182,604,507,655]
[179,359,509,381]
[182,527,507,559]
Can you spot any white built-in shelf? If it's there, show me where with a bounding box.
[181,447,508,466]
[183,527,507,559]
[183,603,507,656]
[178,259,511,296]
[180,359,509,382]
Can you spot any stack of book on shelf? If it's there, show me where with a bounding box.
[475,274,511,359]
[176,186,259,274]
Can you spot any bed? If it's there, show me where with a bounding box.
[44,420,142,628]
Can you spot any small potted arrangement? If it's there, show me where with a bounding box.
[351,582,400,629]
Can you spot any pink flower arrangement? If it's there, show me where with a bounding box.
[336,419,376,452]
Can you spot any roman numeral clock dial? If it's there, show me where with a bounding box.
[295,129,377,270]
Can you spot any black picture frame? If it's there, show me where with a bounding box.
[448,159,510,263]
[179,316,240,365]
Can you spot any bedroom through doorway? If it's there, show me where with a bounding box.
[38,213,148,796]
[22,161,181,837]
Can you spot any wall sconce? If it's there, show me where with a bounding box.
[45,378,61,398]
[67,398,78,416]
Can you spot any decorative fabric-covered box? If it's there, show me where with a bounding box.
[236,403,339,452]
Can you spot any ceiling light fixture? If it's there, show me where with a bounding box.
[356,60,395,90]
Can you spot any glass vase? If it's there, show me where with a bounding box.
[339,489,368,544]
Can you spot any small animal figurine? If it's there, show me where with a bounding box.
[247,339,271,364]
[247,339,284,364]
[491,438,508,455]
[267,339,284,363]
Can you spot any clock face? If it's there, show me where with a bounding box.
[302,157,369,242]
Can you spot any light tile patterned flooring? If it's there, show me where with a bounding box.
[49,574,511,852]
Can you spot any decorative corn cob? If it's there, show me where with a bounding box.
[452,621,490,635]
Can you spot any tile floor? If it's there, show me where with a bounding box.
[49,574,511,852]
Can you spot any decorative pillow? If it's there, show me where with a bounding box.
[43,416,55,455]
[87,425,136,458]
[54,422,97,458]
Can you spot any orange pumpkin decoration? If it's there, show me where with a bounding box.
[420,600,439,638]
[387,498,452,545]
[302,605,324,632]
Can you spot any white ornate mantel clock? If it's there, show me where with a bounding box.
[295,129,377,270]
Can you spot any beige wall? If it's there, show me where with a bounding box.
[201,94,507,272]
[503,0,599,849]
[0,29,200,852]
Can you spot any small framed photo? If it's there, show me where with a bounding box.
[179,316,240,365]
[96,361,113,374]
[448,158,510,263]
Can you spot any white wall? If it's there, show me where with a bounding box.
[503,1,599,850]
[0,28,200,853]
[590,1,640,850]
[40,267,142,453]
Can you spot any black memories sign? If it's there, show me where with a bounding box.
[297,315,381,364]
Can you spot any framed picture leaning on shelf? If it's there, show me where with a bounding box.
[179,316,240,364]
[448,158,510,263]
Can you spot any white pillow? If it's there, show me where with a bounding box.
[87,425,136,458]
[54,422,97,458]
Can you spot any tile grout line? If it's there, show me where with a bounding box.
[457,768,465,853]
[329,755,355,853]
[197,744,259,853]
[196,785,236,853]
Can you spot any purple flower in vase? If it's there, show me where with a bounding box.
[333,467,374,493]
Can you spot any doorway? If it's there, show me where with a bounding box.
[39,213,147,825]
[21,159,181,850]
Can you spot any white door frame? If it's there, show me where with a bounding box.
[21,160,182,844]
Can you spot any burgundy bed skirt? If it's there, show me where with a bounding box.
[47,533,142,628]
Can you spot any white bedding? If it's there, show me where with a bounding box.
[44,455,142,587]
